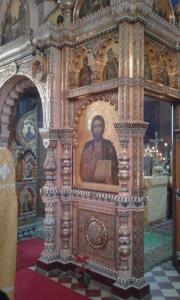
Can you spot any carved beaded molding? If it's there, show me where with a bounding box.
[61,188,147,208]
[68,77,144,99]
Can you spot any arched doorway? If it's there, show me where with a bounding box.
[143,95,173,272]
[0,75,46,239]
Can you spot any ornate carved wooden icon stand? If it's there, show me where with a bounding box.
[0,0,179,299]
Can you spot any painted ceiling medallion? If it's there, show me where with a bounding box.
[85,216,108,249]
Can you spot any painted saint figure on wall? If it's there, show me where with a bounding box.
[162,60,169,86]
[144,53,152,81]
[78,56,93,87]
[80,115,119,185]
[103,48,118,81]
[1,0,28,45]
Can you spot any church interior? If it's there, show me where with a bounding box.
[0,0,180,299]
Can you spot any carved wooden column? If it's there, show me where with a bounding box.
[38,128,60,262]
[59,128,73,259]
[112,20,150,298]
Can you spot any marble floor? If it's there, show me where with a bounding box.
[30,261,180,300]
[144,220,173,272]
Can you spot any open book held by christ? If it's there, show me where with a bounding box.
[94,160,112,182]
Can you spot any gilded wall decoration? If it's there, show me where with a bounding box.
[32,52,48,83]
[73,100,120,193]
[23,150,36,180]
[69,35,119,88]
[74,0,110,20]
[144,53,152,81]
[144,39,178,89]
[70,48,95,89]
[16,107,37,152]
[153,0,174,23]
[19,185,35,216]
[78,55,93,87]
[103,48,118,81]
[96,34,118,82]
[1,0,29,45]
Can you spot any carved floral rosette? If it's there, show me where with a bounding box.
[85,216,108,249]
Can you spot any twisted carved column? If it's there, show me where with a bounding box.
[59,128,73,258]
[39,128,59,262]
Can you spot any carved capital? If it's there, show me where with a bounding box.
[114,122,149,138]
[59,128,74,145]
[39,128,59,148]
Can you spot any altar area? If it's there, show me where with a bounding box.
[144,176,169,225]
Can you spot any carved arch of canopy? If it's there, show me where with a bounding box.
[0,74,45,146]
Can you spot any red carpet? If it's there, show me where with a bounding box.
[16,238,44,270]
[15,268,89,300]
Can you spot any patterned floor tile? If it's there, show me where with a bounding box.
[158,282,174,289]
[152,271,166,276]
[151,297,166,300]
[172,279,180,290]
[150,289,164,296]
[149,282,160,290]
[164,270,179,277]
[29,260,180,300]
[145,276,156,283]
[50,277,59,282]
[86,289,101,297]
[62,283,72,289]
[153,266,164,271]
[75,289,86,296]
[165,298,180,300]
[161,289,179,297]
[154,276,170,283]
[59,277,72,283]
[166,276,180,282]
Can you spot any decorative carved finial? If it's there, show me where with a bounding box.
[58,0,74,24]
